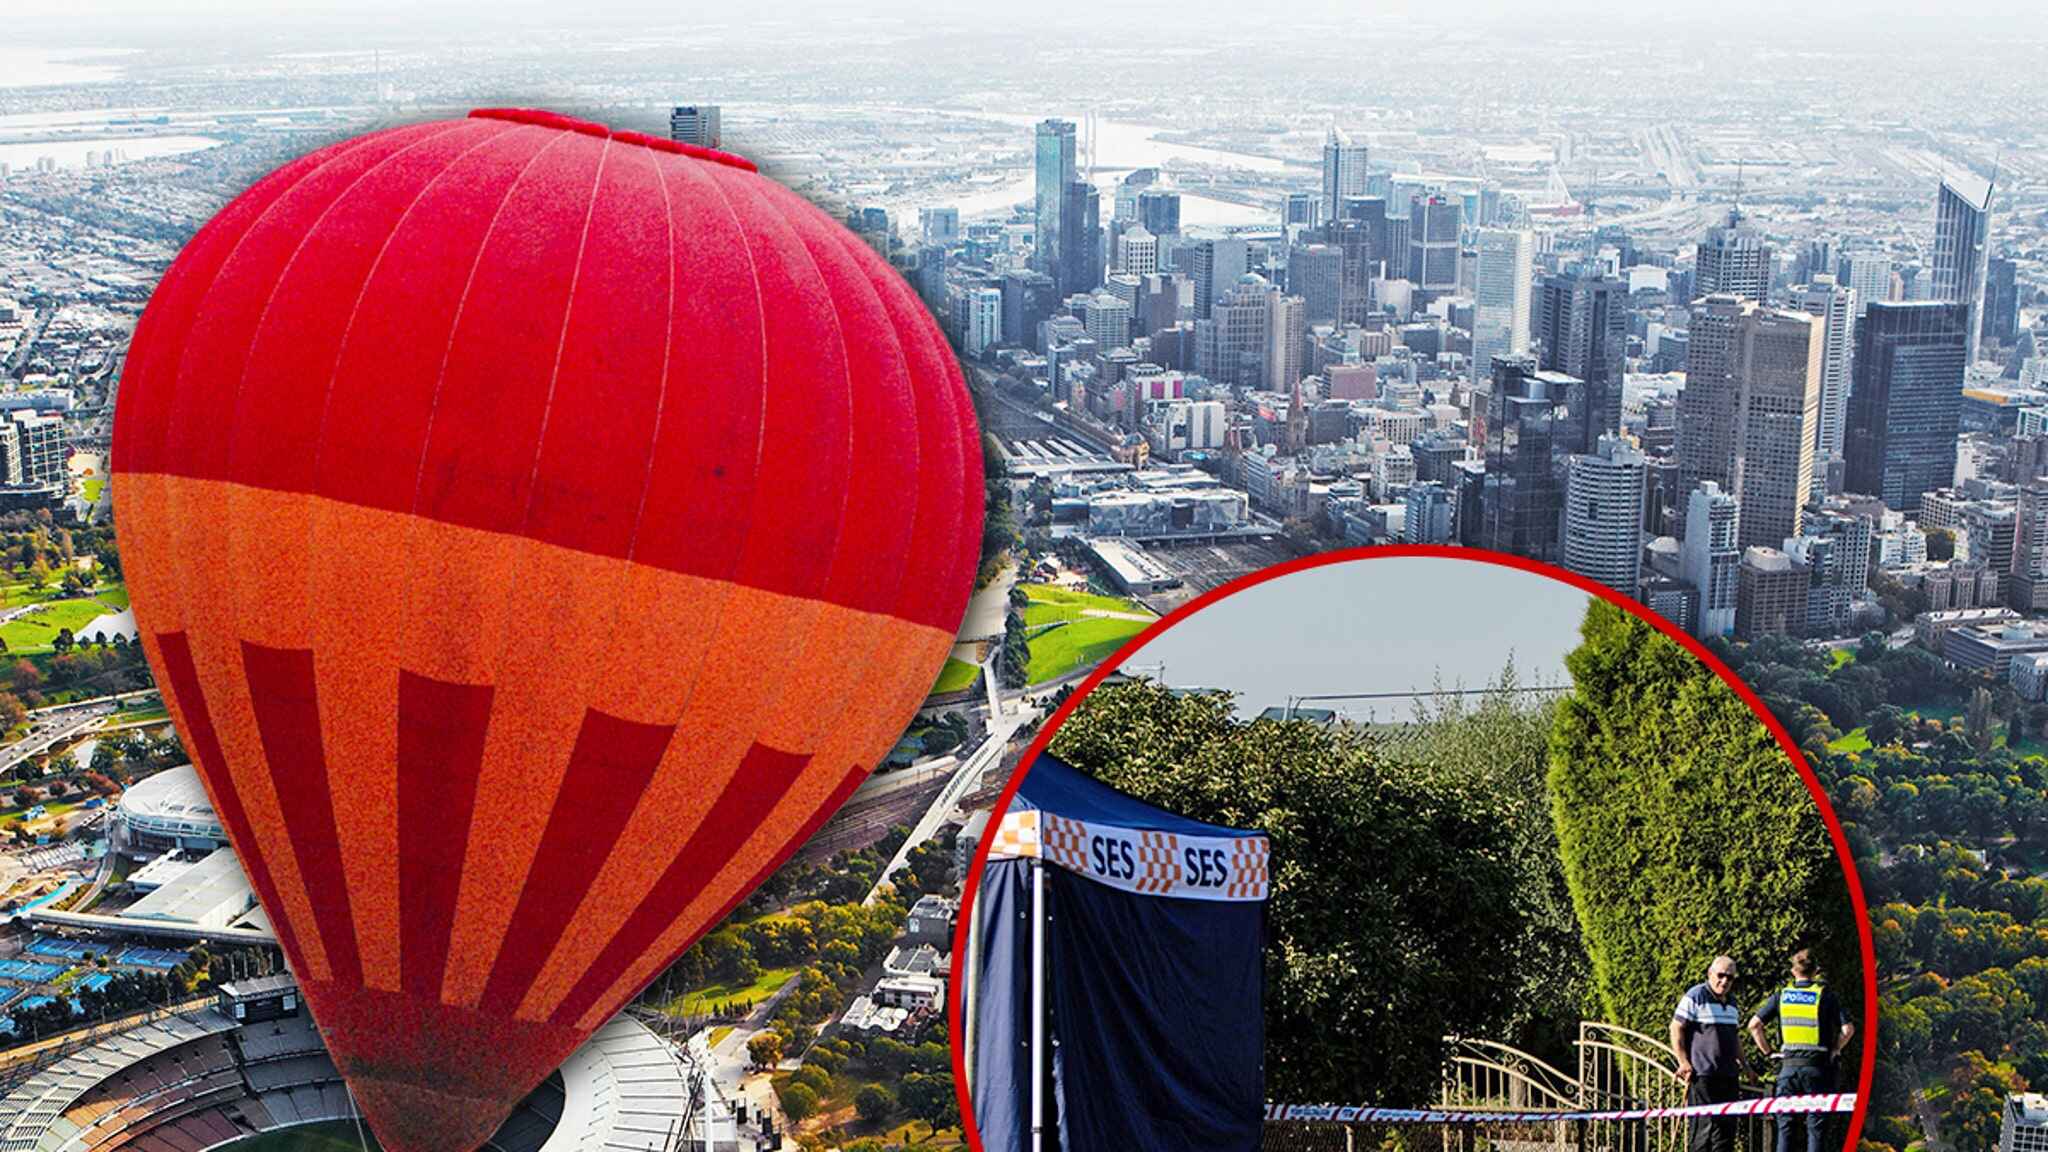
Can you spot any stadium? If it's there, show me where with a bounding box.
[0,976,695,1152]
[112,770,228,858]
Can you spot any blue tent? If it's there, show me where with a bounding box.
[969,752,1269,1152]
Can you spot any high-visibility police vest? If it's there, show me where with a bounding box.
[1778,982,1826,1052]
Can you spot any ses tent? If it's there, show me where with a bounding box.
[969,752,1270,1152]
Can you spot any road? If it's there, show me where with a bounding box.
[0,700,119,774]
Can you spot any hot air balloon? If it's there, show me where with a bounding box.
[110,108,983,1152]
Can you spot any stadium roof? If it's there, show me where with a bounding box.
[123,847,253,929]
[0,1007,237,1152]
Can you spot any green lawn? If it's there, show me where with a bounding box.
[101,706,169,729]
[93,584,129,610]
[709,1024,734,1048]
[1828,647,1853,670]
[0,800,78,827]
[1025,616,1150,684]
[665,964,798,1017]
[0,594,126,654]
[931,657,981,695]
[1019,583,1150,626]
[225,1122,382,1151]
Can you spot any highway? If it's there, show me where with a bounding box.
[0,700,120,775]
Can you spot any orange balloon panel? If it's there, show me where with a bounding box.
[111,108,982,1152]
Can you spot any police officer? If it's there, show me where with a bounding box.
[1747,948,1854,1152]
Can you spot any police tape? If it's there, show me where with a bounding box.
[1265,1093,1858,1124]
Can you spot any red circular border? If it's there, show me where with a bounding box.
[945,544,1877,1150]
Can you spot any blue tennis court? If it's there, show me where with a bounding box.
[76,973,112,992]
[116,946,187,969]
[26,937,94,961]
[0,960,67,983]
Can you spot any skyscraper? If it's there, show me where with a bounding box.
[1478,356,1575,563]
[1057,179,1102,298]
[1117,226,1158,276]
[1930,170,1993,365]
[1189,238,1248,320]
[1730,307,1822,549]
[1678,294,1747,496]
[1137,189,1182,239]
[1200,276,1271,388]
[1786,276,1857,484]
[1696,208,1772,302]
[1683,482,1741,638]
[1534,269,1627,454]
[1407,193,1461,295]
[1837,253,1893,318]
[1268,293,1307,397]
[1286,244,1344,326]
[1470,229,1533,388]
[1562,435,1647,595]
[1034,120,1078,280]
[966,288,1003,358]
[1321,127,1368,224]
[1844,300,1969,514]
[668,105,721,148]
[1986,256,2020,348]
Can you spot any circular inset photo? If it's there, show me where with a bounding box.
[950,547,1873,1152]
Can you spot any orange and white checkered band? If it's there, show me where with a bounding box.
[987,809,1269,902]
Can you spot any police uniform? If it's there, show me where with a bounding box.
[1753,977,1842,1152]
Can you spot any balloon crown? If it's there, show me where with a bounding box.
[467,106,757,172]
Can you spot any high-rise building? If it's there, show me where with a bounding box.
[1683,482,1741,638]
[1478,357,1576,563]
[1731,307,1823,549]
[1930,170,1994,366]
[1137,189,1181,238]
[1678,294,1748,496]
[1034,120,1078,279]
[1407,193,1462,294]
[668,105,721,148]
[1844,300,1969,514]
[1986,256,2021,348]
[1057,180,1102,298]
[1189,238,1248,320]
[1471,229,1533,388]
[1118,226,1158,277]
[1534,270,1627,454]
[1287,244,1344,327]
[1404,482,1455,544]
[1283,192,1321,231]
[1563,435,1647,595]
[919,206,960,247]
[2012,484,2048,612]
[1001,270,1058,351]
[1321,128,1368,224]
[1736,547,1809,640]
[1836,253,1893,319]
[2000,1093,2048,1152]
[1082,292,1133,352]
[966,288,1003,358]
[1696,208,1772,302]
[1786,277,1857,482]
[1268,293,1307,397]
[1199,276,1271,388]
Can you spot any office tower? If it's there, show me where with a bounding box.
[1844,300,1968,514]
[1057,180,1102,298]
[668,105,720,148]
[1837,253,1892,318]
[1563,435,1647,595]
[1287,244,1344,326]
[1113,168,1158,222]
[1730,307,1822,549]
[1736,547,1809,640]
[1683,482,1741,638]
[1678,294,1747,495]
[919,206,960,247]
[1199,277,1271,388]
[0,423,19,485]
[1794,238,1836,285]
[1534,270,1627,453]
[1081,291,1134,352]
[1930,170,1993,365]
[1284,192,1320,230]
[1696,208,1772,302]
[1118,226,1158,276]
[1321,127,1368,223]
[1135,272,1185,338]
[1785,277,1856,483]
[1034,119,1078,279]
[1404,482,1455,544]
[1001,271,1058,351]
[1478,356,1574,563]
[1268,293,1307,397]
[1407,193,1461,294]
[1470,229,1533,388]
[1189,237,1248,320]
[965,288,1003,358]
[1137,189,1181,238]
[2014,485,2048,611]
[2002,1093,2048,1152]
[1986,256,2020,347]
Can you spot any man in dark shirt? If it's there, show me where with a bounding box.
[1671,955,1744,1152]
[1749,948,1854,1152]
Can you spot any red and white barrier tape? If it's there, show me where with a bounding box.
[1266,1093,1856,1124]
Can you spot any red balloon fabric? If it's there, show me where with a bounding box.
[111,108,983,1152]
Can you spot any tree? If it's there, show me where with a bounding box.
[996,608,1031,690]
[854,1083,897,1125]
[51,628,72,655]
[748,1032,784,1069]
[779,1082,818,1123]
[1925,526,1956,561]
[900,1071,958,1132]
[1964,686,1995,756]
[27,556,50,591]
[1548,600,1861,1065]
[1048,679,1527,1105]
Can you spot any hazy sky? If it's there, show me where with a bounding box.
[1114,555,1593,721]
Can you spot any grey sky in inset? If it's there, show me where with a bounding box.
[1113,555,1592,721]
